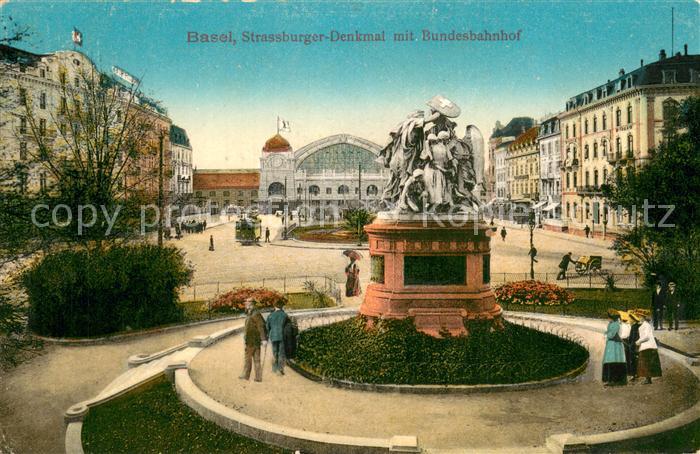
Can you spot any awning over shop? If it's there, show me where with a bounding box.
[543,202,560,211]
[532,200,547,209]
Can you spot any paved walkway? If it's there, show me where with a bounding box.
[0,319,239,454]
[0,218,640,453]
[173,215,627,301]
[189,314,699,451]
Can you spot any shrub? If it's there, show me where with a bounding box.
[495,280,574,306]
[23,245,192,337]
[210,287,287,313]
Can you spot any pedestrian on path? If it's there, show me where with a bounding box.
[557,252,573,280]
[266,301,288,375]
[209,234,215,251]
[602,309,627,386]
[265,227,271,243]
[620,311,640,381]
[500,227,507,242]
[345,256,361,297]
[239,298,268,382]
[635,313,662,384]
[651,281,666,330]
[666,281,680,330]
[528,246,538,263]
[584,225,591,238]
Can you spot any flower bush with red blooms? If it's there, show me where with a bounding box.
[210,287,287,313]
[495,280,574,306]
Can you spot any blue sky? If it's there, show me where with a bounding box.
[3,0,698,169]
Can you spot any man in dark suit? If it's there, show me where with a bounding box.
[666,281,680,331]
[557,252,573,280]
[651,282,666,330]
[239,298,268,382]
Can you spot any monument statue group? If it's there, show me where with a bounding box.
[360,95,502,337]
[377,95,484,214]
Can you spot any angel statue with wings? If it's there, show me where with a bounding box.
[376,95,484,214]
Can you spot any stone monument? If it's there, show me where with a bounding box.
[359,95,503,337]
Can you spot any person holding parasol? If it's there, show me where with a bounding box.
[343,249,362,297]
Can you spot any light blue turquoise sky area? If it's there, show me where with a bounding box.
[3,1,699,168]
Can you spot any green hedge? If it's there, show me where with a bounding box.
[295,317,589,385]
[23,245,193,337]
[502,288,652,319]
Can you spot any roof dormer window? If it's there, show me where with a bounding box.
[662,70,677,84]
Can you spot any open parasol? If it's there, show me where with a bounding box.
[343,249,363,261]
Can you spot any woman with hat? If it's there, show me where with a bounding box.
[621,311,641,380]
[635,312,662,384]
[602,309,627,386]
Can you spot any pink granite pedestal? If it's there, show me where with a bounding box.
[359,214,503,337]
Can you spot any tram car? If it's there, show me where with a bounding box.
[235,216,261,245]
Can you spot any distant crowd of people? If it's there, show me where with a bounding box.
[164,219,207,240]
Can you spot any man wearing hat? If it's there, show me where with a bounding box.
[239,298,268,382]
[557,252,573,280]
[266,300,289,375]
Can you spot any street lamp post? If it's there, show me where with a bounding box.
[528,210,536,279]
[283,176,288,240]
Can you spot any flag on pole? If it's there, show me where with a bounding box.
[72,28,83,46]
[278,117,291,133]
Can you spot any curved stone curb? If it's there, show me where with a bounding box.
[271,238,370,250]
[37,314,246,346]
[63,371,170,454]
[174,367,418,453]
[287,313,591,394]
[546,378,700,453]
[64,421,83,454]
[62,308,700,454]
[287,358,589,395]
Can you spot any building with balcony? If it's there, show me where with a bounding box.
[486,117,534,216]
[559,46,700,237]
[0,44,172,200]
[506,126,539,221]
[537,114,562,225]
[170,124,193,199]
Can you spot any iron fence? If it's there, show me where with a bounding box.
[490,272,642,289]
[180,275,341,304]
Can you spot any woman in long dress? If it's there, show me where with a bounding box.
[345,257,361,297]
[602,310,627,386]
[636,313,662,384]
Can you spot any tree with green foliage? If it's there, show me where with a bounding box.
[602,96,700,318]
[343,207,375,243]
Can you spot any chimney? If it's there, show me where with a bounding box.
[640,59,644,67]
[659,49,667,60]
[619,68,625,76]
[684,44,688,55]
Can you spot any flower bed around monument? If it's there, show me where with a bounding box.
[294,316,588,385]
[495,280,574,306]
[209,288,288,313]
